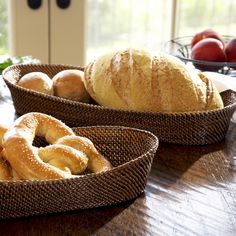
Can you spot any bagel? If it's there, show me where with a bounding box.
[56,135,113,173]
[2,112,112,180]
[2,112,85,180]
[0,125,13,180]
[38,144,88,174]
[0,151,13,180]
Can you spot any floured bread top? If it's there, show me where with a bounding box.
[84,48,224,112]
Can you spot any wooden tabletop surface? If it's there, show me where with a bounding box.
[0,78,236,236]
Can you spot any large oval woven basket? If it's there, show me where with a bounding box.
[0,126,158,219]
[2,64,236,145]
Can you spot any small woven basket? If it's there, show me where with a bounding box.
[0,126,158,220]
[2,64,236,145]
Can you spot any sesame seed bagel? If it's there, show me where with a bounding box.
[56,135,113,173]
[2,112,86,180]
[0,124,13,180]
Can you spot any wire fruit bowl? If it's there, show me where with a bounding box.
[163,36,236,75]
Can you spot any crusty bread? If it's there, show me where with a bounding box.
[84,49,224,112]
[18,72,53,95]
[52,69,90,102]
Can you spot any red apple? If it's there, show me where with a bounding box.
[191,29,225,48]
[191,38,226,71]
[192,38,226,61]
[225,38,236,62]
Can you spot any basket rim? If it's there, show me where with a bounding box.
[2,63,236,117]
[0,125,159,185]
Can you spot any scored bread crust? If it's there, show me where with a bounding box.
[84,49,224,112]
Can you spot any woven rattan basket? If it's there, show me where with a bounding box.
[0,126,158,220]
[2,64,236,145]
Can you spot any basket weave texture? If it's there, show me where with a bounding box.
[2,64,236,145]
[0,126,158,219]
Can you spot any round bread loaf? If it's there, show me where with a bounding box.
[18,72,53,95]
[84,49,224,112]
[52,69,90,102]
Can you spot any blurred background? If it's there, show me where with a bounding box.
[0,0,235,66]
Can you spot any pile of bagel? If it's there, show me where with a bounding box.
[0,112,112,180]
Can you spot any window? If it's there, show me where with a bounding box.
[3,0,236,65]
[86,0,173,62]
[176,0,236,36]
[0,0,8,55]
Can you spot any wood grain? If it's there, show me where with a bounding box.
[0,77,236,236]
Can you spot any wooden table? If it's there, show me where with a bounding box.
[0,78,236,236]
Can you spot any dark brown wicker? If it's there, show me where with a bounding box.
[2,64,236,145]
[0,126,158,220]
